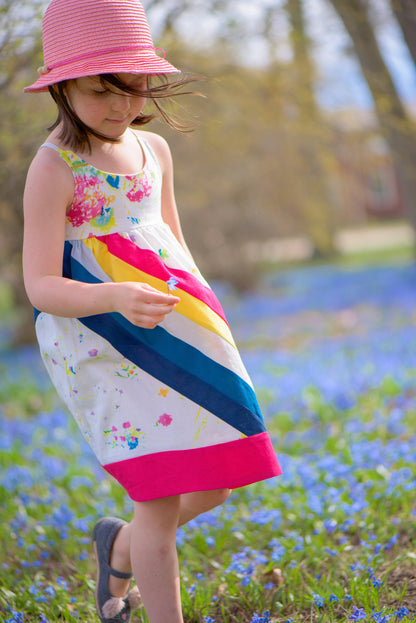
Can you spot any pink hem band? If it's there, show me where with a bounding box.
[103,432,282,501]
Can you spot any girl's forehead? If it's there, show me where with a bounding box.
[75,74,148,88]
[104,73,148,88]
[115,73,148,86]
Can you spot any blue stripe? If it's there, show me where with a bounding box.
[65,247,265,437]
[81,313,265,437]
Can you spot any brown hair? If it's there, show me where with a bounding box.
[48,73,200,152]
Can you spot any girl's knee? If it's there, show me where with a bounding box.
[133,495,181,530]
[212,487,231,506]
[189,488,231,512]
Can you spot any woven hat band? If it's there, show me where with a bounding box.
[47,45,164,71]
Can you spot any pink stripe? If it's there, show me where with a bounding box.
[103,233,228,323]
[48,44,158,70]
[103,432,282,501]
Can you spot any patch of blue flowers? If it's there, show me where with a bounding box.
[1,261,415,622]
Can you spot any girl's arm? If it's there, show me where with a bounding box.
[23,148,178,328]
[143,131,194,259]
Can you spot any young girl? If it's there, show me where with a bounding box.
[22,1,282,622]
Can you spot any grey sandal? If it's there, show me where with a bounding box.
[92,517,141,623]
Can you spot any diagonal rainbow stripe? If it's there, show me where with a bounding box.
[60,241,266,436]
[102,233,226,319]
[83,235,236,348]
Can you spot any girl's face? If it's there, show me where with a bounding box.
[64,74,148,140]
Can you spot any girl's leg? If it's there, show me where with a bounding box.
[130,495,183,623]
[178,488,231,526]
[107,523,132,598]
[107,489,231,618]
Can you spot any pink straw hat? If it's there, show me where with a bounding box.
[24,0,180,93]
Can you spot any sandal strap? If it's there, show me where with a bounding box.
[108,566,133,580]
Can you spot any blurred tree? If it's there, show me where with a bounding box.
[0,0,45,86]
[3,0,416,342]
[389,0,416,69]
[0,0,52,342]
[285,0,336,257]
[328,0,416,230]
[145,0,338,260]
[154,45,301,287]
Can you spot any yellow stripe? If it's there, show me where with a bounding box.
[84,238,236,348]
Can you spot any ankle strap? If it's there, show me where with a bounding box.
[108,566,133,580]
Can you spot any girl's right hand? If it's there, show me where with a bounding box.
[113,282,180,329]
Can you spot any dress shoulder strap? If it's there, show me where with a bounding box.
[38,142,85,172]
[40,135,162,177]
[134,133,162,177]
[39,141,60,152]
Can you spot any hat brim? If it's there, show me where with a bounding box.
[24,49,180,93]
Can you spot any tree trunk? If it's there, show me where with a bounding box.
[286,0,336,256]
[390,0,416,69]
[329,0,416,229]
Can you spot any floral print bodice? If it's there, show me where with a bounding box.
[42,138,162,241]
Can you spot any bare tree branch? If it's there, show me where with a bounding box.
[390,0,416,69]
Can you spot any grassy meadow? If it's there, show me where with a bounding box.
[0,260,415,623]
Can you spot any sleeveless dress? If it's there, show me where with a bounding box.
[34,133,282,501]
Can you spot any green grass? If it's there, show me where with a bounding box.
[0,379,415,623]
[1,259,415,622]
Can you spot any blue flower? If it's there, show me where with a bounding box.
[203,617,216,623]
[395,607,409,621]
[324,546,337,557]
[348,606,367,620]
[250,611,271,623]
[45,585,56,597]
[176,527,186,546]
[313,593,325,608]
[371,611,392,622]
[372,578,383,589]
[5,609,24,623]
[56,576,69,589]
[384,534,399,550]
[329,594,339,602]
[323,518,337,532]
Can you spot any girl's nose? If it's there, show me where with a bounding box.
[111,93,131,113]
